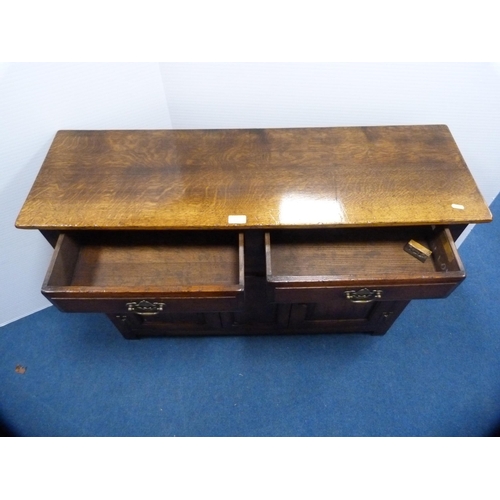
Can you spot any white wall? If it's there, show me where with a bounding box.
[0,63,172,326]
[3,63,500,326]
[160,63,500,208]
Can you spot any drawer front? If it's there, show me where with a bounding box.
[47,295,243,314]
[271,281,463,304]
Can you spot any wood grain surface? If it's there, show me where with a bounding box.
[265,227,462,280]
[16,126,492,230]
[44,231,244,291]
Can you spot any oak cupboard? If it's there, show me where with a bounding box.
[16,126,492,338]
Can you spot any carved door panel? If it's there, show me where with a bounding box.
[277,300,410,335]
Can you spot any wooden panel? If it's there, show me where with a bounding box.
[306,300,375,321]
[43,233,81,287]
[16,126,492,230]
[287,301,375,328]
[271,300,410,335]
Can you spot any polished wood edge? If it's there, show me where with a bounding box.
[42,287,244,301]
[16,214,493,230]
[266,275,466,286]
[42,286,245,295]
[51,125,453,134]
[15,219,493,230]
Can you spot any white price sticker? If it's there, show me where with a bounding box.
[228,215,247,224]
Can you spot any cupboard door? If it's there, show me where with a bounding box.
[278,300,410,335]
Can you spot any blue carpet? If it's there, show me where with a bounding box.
[1,195,499,437]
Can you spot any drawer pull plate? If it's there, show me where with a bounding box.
[126,300,165,315]
[344,288,383,303]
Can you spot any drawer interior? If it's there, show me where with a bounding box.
[45,231,244,291]
[266,226,464,282]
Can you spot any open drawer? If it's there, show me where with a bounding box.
[265,226,465,304]
[42,231,244,314]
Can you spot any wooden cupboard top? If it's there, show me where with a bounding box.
[16,125,492,230]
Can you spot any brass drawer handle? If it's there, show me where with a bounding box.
[126,300,165,316]
[344,288,383,303]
